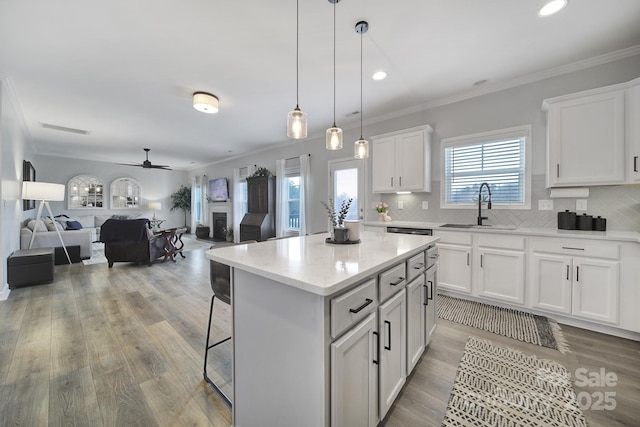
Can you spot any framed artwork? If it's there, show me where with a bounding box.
[22,160,36,210]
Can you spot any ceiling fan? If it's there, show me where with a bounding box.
[117,148,172,170]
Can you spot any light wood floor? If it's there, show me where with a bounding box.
[1,244,638,426]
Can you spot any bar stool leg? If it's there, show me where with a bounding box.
[203,295,232,406]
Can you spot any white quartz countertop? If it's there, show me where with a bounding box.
[205,231,439,297]
[364,220,640,243]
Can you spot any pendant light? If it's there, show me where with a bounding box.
[287,0,307,139]
[354,21,369,159]
[326,0,343,150]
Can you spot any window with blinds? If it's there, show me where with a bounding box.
[442,126,530,208]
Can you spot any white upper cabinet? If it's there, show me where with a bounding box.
[627,82,640,183]
[371,125,433,193]
[543,77,640,188]
[544,89,626,187]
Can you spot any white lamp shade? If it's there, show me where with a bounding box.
[354,138,369,159]
[326,126,343,150]
[149,202,162,211]
[22,182,65,201]
[287,107,308,139]
[193,92,219,113]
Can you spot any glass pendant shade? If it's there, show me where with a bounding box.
[287,107,307,139]
[326,125,343,150]
[354,138,369,159]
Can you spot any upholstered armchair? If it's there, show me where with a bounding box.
[100,219,165,267]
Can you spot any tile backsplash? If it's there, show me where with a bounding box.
[376,175,640,232]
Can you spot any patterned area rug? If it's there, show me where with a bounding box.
[442,337,587,427]
[437,294,569,354]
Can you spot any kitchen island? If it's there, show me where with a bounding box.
[206,231,439,427]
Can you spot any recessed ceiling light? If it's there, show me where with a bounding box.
[538,0,568,17]
[372,71,387,81]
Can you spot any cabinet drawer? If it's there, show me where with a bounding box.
[331,279,377,339]
[476,234,526,251]
[406,252,426,282]
[379,262,407,302]
[531,237,620,259]
[434,230,472,245]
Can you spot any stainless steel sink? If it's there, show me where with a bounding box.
[440,223,517,230]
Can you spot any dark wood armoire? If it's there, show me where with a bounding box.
[239,176,275,242]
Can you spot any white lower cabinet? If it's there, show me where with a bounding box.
[378,288,407,420]
[529,238,620,325]
[530,253,572,314]
[572,257,619,323]
[406,275,425,374]
[331,312,378,427]
[437,243,471,293]
[424,265,437,344]
[475,247,525,305]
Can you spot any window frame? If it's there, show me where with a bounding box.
[440,125,532,210]
[284,163,301,235]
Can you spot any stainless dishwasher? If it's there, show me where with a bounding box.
[385,226,438,268]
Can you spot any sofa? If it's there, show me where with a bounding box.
[100,218,165,267]
[52,214,115,242]
[20,219,93,259]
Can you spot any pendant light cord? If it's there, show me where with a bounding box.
[332,0,336,126]
[296,0,300,108]
[359,28,363,139]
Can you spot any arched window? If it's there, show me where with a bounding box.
[67,175,104,209]
[110,178,141,209]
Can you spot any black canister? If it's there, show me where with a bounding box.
[593,216,607,231]
[557,210,576,230]
[576,213,593,231]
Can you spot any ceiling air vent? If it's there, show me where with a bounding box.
[39,122,91,135]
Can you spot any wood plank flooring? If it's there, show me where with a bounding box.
[1,241,638,426]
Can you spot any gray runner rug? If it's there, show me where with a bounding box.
[442,337,587,427]
[437,294,569,354]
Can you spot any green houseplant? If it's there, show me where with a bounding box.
[170,185,191,231]
[247,166,272,178]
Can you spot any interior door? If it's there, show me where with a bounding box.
[329,158,365,220]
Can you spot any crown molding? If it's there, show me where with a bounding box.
[365,44,640,126]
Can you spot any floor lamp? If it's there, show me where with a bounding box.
[22,181,71,264]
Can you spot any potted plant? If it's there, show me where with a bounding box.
[247,166,272,178]
[170,185,191,232]
[223,225,234,242]
[321,198,353,242]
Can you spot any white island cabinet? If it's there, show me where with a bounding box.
[207,231,439,427]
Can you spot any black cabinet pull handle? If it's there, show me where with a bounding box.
[480,254,483,268]
[557,163,560,178]
[427,281,433,301]
[635,156,638,173]
[576,266,579,282]
[562,246,584,251]
[349,298,373,314]
[566,264,570,280]
[467,253,470,266]
[372,331,379,365]
[390,277,405,286]
[384,320,391,351]
[423,284,429,306]
[391,177,393,187]
[412,263,424,270]
[399,176,402,187]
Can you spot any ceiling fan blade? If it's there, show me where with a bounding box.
[150,164,172,170]
[116,162,144,167]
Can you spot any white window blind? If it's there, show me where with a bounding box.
[443,129,528,206]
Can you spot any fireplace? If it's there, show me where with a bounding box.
[212,212,227,241]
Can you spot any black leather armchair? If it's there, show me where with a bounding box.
[100,219,165,267]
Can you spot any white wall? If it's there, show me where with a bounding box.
[32,155,189,229]
[1,77,32,299]
[188,54,640,232]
